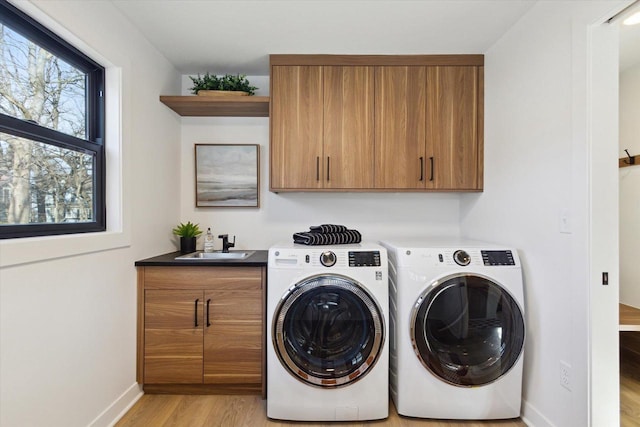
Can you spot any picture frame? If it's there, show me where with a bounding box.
[195,144,260,207]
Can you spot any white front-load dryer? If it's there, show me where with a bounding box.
[380,238,525,420]
[267,243,389,421]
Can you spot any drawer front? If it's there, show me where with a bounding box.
[144,266,263,290]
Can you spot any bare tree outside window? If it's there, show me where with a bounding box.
[0,20,96,226]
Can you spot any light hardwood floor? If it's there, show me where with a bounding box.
[620,303,640,332]
[620,304,640,426]
[115,395,526,427]
[621,332,640,427]
[116,360,640,427]
[118,304,640,427]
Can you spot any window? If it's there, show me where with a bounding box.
[0,0,105,239]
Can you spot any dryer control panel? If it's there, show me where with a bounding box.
[389,247,520,268]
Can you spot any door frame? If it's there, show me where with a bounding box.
[585,14,622,427]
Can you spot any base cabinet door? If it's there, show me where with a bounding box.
[143,289,204,383]
[203,283,262,389]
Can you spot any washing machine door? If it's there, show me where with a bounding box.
[272,274,384,388]
[411,273,525,387]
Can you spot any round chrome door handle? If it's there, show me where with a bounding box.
[320,251,337,267]
[453,250,471,266]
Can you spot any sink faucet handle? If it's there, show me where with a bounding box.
[217,234,235,252]
[226,235,236,250]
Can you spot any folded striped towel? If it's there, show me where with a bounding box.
[309,224,348,234]
[293,228,362,246]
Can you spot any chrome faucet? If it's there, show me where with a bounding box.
[218,234,235,253]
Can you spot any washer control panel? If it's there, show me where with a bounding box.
[270,246,386,270]
[313,250,381,267]
[348,251,381,267]
[481,250,515,266]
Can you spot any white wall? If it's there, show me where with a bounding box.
[619,63,640,308]
[178,77,461,250]
[0,1,181,426]
[0,1,628,426]
[461,2,623,427]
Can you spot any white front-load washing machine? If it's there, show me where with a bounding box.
[380,238,525,420]
[267,243,389,421]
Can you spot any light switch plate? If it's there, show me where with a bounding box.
[559,208,572,234]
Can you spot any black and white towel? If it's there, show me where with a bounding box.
[293,224,362,246]
[309,224,348,234]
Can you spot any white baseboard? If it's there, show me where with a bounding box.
[521,399,556,427]
[88,383,143,427]
[87,387,553,427]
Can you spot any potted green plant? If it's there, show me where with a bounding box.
[189,73,258,96]
[172,221,202,253]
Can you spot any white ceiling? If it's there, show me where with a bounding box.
[110,0,640,75]
[110,0,538,75]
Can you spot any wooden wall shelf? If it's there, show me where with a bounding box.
[619,157,639,168]
[159,96,270,117]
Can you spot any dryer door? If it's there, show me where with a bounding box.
[272,274,384,388]
[411,273,525,387]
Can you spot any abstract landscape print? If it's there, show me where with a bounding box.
[195,144,259,207]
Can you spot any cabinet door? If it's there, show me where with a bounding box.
[203,270,262,387]
[427,66,481,190]
[375,66,427,189]
[270,65,323,190]
[144,290,203,383]
[323,66,375,189]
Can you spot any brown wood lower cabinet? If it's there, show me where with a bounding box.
[137,266,265,396]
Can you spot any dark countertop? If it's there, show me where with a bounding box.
[135,250,268,267]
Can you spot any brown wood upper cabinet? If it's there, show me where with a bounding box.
[270,55,484,192]
[270,64,374,190]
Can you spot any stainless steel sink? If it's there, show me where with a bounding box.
[175,251,255,260]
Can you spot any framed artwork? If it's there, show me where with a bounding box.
[195,144,259,207]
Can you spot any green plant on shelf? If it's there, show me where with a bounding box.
[189,73,258,95]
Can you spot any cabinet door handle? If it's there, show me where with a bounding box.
[429,157,434,182]
[419,157,424,181]
[194,298,199,327]
[206,298,211,327]
[316,156,320,181]
[326,157,330,181]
